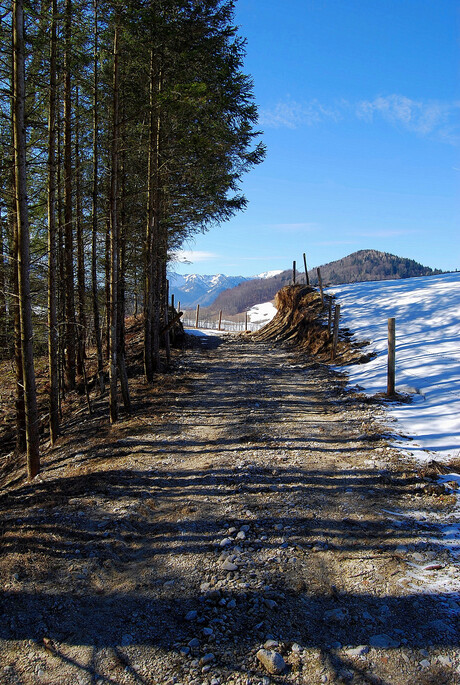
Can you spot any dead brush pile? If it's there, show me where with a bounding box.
[251,284,375,365]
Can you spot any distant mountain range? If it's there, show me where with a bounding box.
[168,273,249,308]
[206,250,443,315]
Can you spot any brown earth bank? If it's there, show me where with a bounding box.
[0,334,459,684]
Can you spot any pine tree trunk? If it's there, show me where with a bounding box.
[0,211,6,355]
[10,171,25,453]
[12,0,40,477]
[47,0,59,444]
[75,86,86,381]
[143,50,155,383]
[118,120,131,413]
[63,0,76,390]
[56,107,65,410]
[108,24,120,423]
[91,0,104,394]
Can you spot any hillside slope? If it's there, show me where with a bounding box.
[208,249,442,314]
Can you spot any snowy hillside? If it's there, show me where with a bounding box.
[250,272,460,463]
[328,272,460,463]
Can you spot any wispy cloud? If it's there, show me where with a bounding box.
[173,250,218,264]
[356,94,460,143]
[259,99,341,129]
[260,94,459,144]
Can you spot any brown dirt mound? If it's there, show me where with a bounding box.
[251,284,375,365]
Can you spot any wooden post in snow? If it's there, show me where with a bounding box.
[218,310,222,331]
[331,304,341,361]
[328,298,332,335]
[292,260,296,284]
[317,267,324,304]
[171,293,174,310]
[245,311,248,331]
[195,304,200,329]
[387,317,396,396]
[303,252,309,285]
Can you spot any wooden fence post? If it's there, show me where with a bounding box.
[331,304,341,361]
[177,301,180,313]
[171,293,174,310]
[303,252,309,285]
[245,312,248,331]
[292,260,296,285]
[218,310,222,331]
[328,298,332,335]
[317,267,324,304]
[387,317,396,396]
[195,304,200,329]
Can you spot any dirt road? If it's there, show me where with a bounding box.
[0,336,458,684]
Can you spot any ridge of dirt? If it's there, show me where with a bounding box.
[0,336,458,684]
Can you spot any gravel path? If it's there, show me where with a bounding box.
[0,335,458,684]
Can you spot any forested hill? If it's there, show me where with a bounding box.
[208,250,442,315]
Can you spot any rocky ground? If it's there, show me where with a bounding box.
[0,334,459,684]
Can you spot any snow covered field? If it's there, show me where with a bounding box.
[193,272,460,465]
[328,272,460,464]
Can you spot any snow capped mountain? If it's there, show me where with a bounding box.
[168,273,250,308]
[255,270,283,279]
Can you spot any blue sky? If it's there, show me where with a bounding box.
[174,0,459,277]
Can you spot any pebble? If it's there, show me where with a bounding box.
[369,634,400,649]
[220,538,233,547]
[324,608,347,623]
[419,659,430,669]
[222,560,238,572]
[188,638,200,649]
[345,645,369,658]
[202,627,213,636]
[199,653,215,666]
[264,640,278,650]
[438,655,453,666]
[256,649,286,675]
[236,531,246,540]
[186,611,198,621]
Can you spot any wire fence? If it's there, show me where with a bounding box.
[182,317,265,333]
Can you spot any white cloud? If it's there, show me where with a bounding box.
[174,250,218,264]
[259,99,341,129]
[356,94,460,142]
[259,94,459,144]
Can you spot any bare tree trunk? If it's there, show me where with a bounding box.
[118,117,131,412]
[47,0,59,444]
[108,24,120,423]
[91,0,104,394]
[12,0,40,477]
[56,105,65,412]
[63,0,76,390]
[0,210,6,354]
[75,86,86,381]
[143,50,155,383]
[10,170,25,453]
